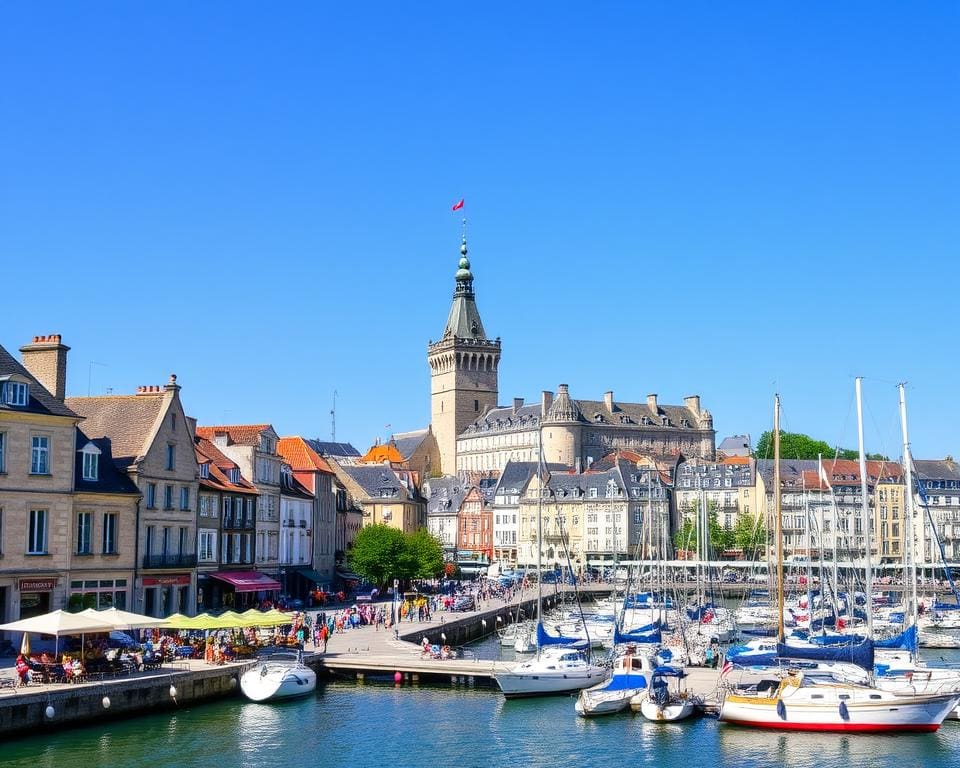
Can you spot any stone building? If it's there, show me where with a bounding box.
[194,435,261,611]
[456,486,494,563]
[195,425,283,589]
[424,476,466,559]
[279,462,314,599]
[427,235,500,475]
[278,437,337,594]
[674,457,757,555]
[912,460,960,564]
[328,460,426,535]
[68,376,200,617]
[0,337,83,623]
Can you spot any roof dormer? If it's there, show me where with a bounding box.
[0,374,30,408]
[80,441,101,481]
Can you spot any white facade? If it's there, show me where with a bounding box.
[280,493,311,567]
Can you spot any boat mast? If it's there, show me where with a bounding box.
[804,480,813,628]
[855,377,874,641]
[775,394,784,642]
[536,422,543,658]
[898,383,918,655]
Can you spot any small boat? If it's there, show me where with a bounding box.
[240,651,317,702]
[635,665,697,722]
[575,649,653,717]
[495,643,607,699]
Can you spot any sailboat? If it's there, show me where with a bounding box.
[494,434,607,698]
[719,387,960,732]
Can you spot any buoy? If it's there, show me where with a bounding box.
[394,671,402,684]
[102,696,111,709]
[45,705,55,719]
[169,685,178,699]
[482,619,487,628]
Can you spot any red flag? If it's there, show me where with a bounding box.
[451,198,464,211]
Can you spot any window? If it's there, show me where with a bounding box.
[166,444,176,471]
[229,467,240,484]
[145,525,155,554]
[146,483,157,509]
[180,486,190,511]
[31,436,50,474]
[0,432,5,472]
[161,527,170,555]
[102,513,117,554]
[164,484,174,509]
[27,509,47,554]
[2,381,28,406]
[199,462,209,480]
[223,496,232,520]
[0,507,3,556]
[474,399,480,412]
[76,511,92,554]
[69,578,128,610]
[179,526,187,554]
[198,529,217,562]
[81,445,100,481]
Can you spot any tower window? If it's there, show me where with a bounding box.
[475,400,479,412]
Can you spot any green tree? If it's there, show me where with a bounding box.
[733,515,767,559]
[348,524,410,588]
[673,502,734,556]
[753,431,888,462]
[406,527,445,579]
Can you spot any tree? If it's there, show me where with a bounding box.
[733,514,767,559]
[406,527,445,579]
[753,431,888,462]
[348,524,409,588]
[673,502,734,556]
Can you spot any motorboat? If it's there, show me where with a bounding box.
[635,665,698,721]
[575,649,653,717]
[240,651,317,702]
[495,643,608,699]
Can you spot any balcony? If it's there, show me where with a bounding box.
[142,552,198,569]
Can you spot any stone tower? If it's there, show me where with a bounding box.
[428,234,500,475]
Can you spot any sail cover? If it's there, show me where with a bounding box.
[777,639,875,670]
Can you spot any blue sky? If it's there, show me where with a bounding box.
[2,4,957,459]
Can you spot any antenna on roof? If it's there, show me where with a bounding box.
[331,390,338,442]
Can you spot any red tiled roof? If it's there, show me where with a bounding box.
[195,424,271,446]
[721,456,750,465]
[194,436,257,494]
[277,436,334,474]
[361,442,405,464]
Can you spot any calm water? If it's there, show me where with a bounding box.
[5,639,960,768]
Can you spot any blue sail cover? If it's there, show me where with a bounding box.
[614,625,662,644]
[809,634,866,646]
[726,644,777,667]
[777,639,875,670]
[598,672,648,692]
[536,622,583,647]
[874,625,918,652]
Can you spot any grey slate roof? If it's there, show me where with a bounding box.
[341,465,414,501]
[756,459,820,488]
[65,394,166,468]
[0,343,78,418]
[392,428,429,460]
[74,430,141,495]
[913,460,960,485]
[425,476,469,515]
[493,460,568,496]
[307,440,361,459]
[676,458,755,487]
[463,404,542,434]
[718,435,752,456]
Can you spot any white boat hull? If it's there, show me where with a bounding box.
[240,662,317,702]
[637,697,696,721]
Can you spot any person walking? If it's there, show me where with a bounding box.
[319,623,329,653]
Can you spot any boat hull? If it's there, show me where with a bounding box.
[638,697,695,722]
[497,668,607,698]
[240,664,317,702]
[719,691,958,733]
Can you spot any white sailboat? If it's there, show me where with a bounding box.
[240,650,317,702]
[575,648,654,716]
[720,387,960,732]
[635,665,697,721]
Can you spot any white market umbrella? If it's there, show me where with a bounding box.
[79,607,170,629]
[0,609,114,636]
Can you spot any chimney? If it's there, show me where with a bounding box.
[574,456,582,474]
[604,391,614,412]
[20,334,70,401]
[165,373,180,393]
[541,390,554,417]
[185,416,198,436]
[684,395,701,416]
[647,393,658,413]
[513,397,524,414]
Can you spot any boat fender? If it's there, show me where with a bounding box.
[776,700,786,720]
[839,701,850,721]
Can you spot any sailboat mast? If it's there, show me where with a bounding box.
[855,377,874,640]
[775,394,785,642]
[536,424,543,657]
[898,383,918,649]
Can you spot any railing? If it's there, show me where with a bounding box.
[142,553,198,569]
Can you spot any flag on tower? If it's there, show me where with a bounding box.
[451,198,464,211]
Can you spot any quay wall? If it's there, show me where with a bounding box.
[0,662,253,740]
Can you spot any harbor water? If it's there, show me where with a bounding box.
[5,638,960,768]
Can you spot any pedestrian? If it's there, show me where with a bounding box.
[319,623,329,653]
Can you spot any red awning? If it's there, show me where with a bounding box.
[209,571,281,593]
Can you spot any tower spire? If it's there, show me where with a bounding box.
[454,222,474,298]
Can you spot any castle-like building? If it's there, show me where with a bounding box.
[427,236,716,477]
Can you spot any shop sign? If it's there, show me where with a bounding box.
[142,574,191,586]
[19,578,57,591]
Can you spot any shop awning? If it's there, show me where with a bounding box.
[209,571,281,593]
[297,568,327,585]
[335,569,361,583]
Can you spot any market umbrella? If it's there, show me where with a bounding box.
[162,613,205,630]
[20,633,30,656]
[0,610,115,657]
[81,607,170,629]
[238,609,293,627]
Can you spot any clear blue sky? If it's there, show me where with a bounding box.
[2,4,957,460]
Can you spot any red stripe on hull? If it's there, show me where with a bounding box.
[722,720,940,733]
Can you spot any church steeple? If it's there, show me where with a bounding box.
[442,232,487,340]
